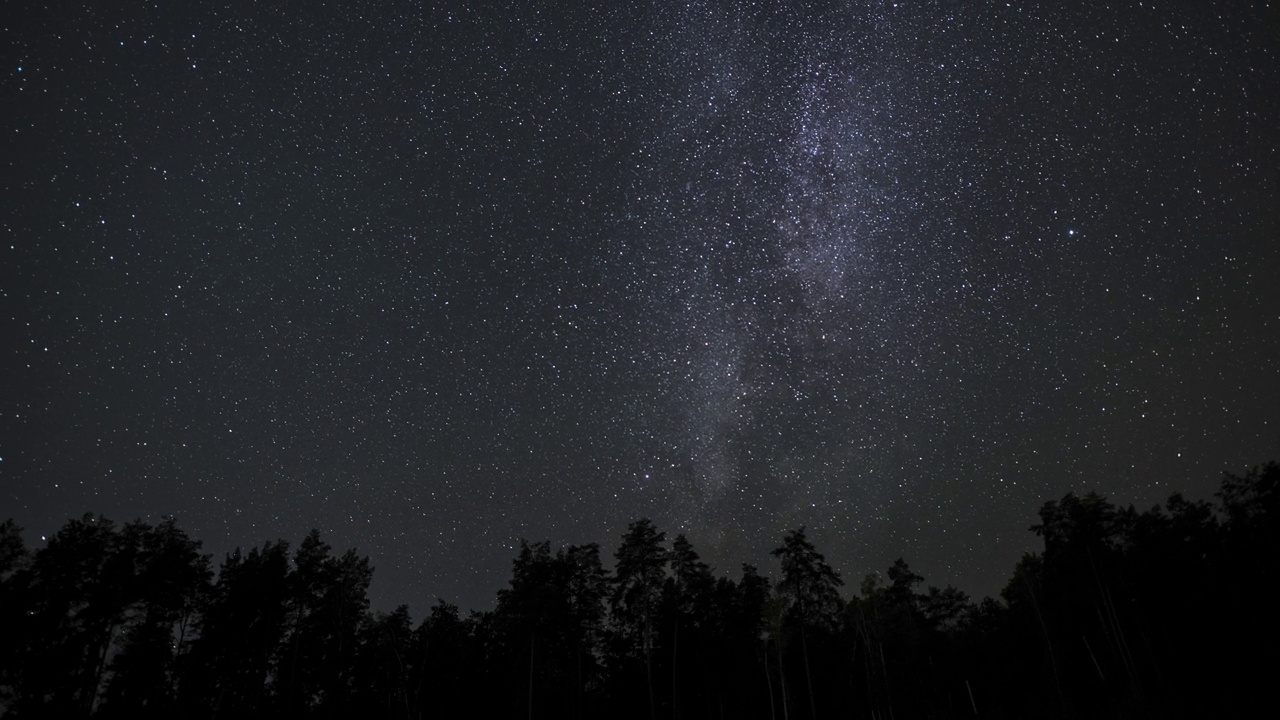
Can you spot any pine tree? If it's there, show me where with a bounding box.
[771,527,842,720]
[611,519,668,720]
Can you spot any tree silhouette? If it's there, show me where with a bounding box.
[495,540,567,719]
[274,530,373,717]
[2,457,1277,719]
[0,520,29,709]
[182,539,292,719]
[721,564,770,719]
[350,604,414,720]
[562,543,610,720]
[99,518,211,719]
[487,539,612,719]
[410,599,482,720]
[664,533,713,720]
[771,527,842,720]
[610,518,668,720]
[14,514,132,716]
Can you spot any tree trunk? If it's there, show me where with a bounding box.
[412,634,431,720]
[862,638,875,717]
[381,625,411,720]
[801,624,816,720]
[699,634,713,720]
[576,640,584,720]
[763,645,777,720]
[1024,573,1067,714]
[776,638,790,720]
[646,643,657,720]
[672,616,680,720]
[879,642,894,720]
[86,620,119,717]
[528,632,536,720]
[171,607,192,700]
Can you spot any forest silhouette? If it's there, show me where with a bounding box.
[0,462,1275,719]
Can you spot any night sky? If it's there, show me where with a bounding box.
[4,2,1277,613]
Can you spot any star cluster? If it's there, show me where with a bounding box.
[4,2,1276,610]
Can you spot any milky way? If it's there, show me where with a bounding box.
[5,2,1277,611]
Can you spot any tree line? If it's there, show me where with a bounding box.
[0,462,1275,719]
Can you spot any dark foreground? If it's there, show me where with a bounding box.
[0,462,1275,719]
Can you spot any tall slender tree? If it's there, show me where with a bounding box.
[771,527,842,720]
[99,518,211,718]
[15,514,131,717]
[563,543,610,720]
[610,518,668,720]
[351,605,415,720]
[181,540,292,718]
[0,520,30,708]
[496,540,559,720]
[666,533,712,719]
[276,531,373,717]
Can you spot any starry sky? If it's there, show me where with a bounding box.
[4,1,1277,612]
